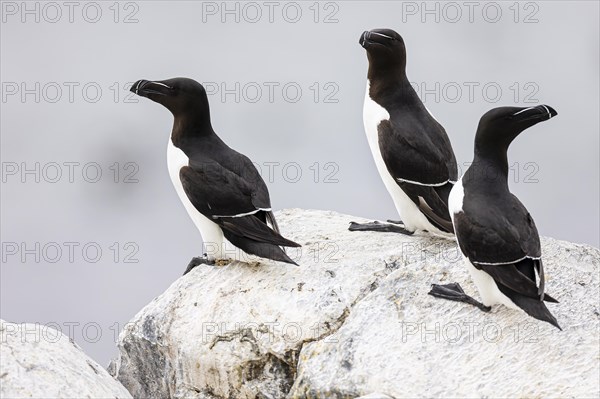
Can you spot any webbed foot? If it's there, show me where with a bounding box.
[428,282,491,312]
[184,256,215,275]
[348,221,414,235]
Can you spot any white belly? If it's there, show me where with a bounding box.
[166,139,227,260]
[465,259,520,310]
[363,80,442,234]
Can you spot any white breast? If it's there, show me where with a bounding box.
[362,80,442,234]
[166,139,226,260]
[465,260,520,309]
[448,177,464,222]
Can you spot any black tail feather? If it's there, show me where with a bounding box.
[222,231,299,265]
[217,213,300,265]
[497,284,561,330]
[512,294,561,330]
[543,293,559,303]
[219,215,301,248]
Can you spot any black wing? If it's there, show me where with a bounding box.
[378,115,458,232]
[179,165,299,248]
[455,192,541,263]
[453,194,555,302]
[180,162,262,217]
[189,143,282,231]
[186,150,271,216]
[378,114,458,185]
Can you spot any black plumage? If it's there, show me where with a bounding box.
[357,28,458,234]
[130,77,300,270]
[436,105,561,329]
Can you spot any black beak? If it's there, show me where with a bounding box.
[359,31,369,47]
[541,104,558,119]
[513,104,558,122]
[130,79,172,98]
[359,30,394,49]
[513,105,558,123]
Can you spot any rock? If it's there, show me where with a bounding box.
[109,209,600,398]
[290,223,600,398]
[0,320,132,399]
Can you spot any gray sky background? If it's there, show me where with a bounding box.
[1,1,598,365]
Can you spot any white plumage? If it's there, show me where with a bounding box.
[166,138,228,260]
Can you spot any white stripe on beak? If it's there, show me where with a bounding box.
[541,105,552,119]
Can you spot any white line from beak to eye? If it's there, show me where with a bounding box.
[135,80,142,94]
[512,106,535,116]
[541,105,552,119]
[369,31,394,40]
[151,81,172,89]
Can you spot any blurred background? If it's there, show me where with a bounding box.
[1,1,598,365]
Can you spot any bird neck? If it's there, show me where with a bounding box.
[367,53,407,82]
[368,61,408,84]
[467,150,510,192]
[171,114,214,143]
[368,72,417,107]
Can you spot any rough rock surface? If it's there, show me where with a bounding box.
[110,209,600,398]
[0,320,132,398]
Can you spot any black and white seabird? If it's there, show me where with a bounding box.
[430,105,560,329]
[130,78,301,274]
[349,29,458,236]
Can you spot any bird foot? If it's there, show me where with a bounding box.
[348,221,414,235]
[386,219,404,225]
[428,282,491,312]
[183,256,215,275]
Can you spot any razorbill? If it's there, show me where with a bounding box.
[429,105,560,329]
[130,78,301,273]
[349,28,458,237]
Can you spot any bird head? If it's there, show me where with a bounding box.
[359,28,407,74]
[475,105,558,154]
[130,77,210,121]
